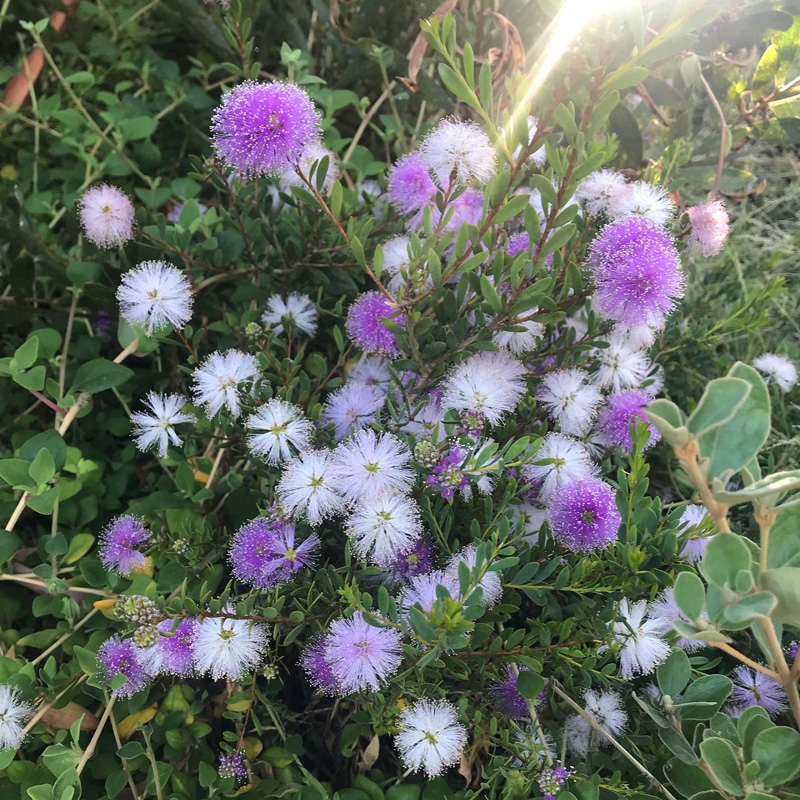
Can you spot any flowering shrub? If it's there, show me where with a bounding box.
[1,1,800,799]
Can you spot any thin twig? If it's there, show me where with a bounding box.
[31,607,99,666]
[698,70,727,197]
[76,694,116,775]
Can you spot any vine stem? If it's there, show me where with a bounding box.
[674,438,731,533]
[552,683,679,800]
[710,641,781,682]
[76,694,117,775]
[114,337,140,363]
[755,507,777,575]
[756,615,800,729]
[108,703,141,800]
[0,573,115,596]
[697,69,727,197]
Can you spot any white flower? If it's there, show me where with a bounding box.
[280,141,340,194]
[191,349,260,418]
[419,118,496,187]
[0,685,33,750]
[441,351,527,426]
[348,357,392,390]
[395,700,467,777]
[754,353,797,392]
[445,544,503,608]
[330,430,415,504]
[510,115,547,168]
[278,449,346,525]
[523,433,597,501]
[591,339,650,392]
[649,589,706,653]
[576,169,628,216]
[492,316,545,354]
[609,323,658,351]
[536,368,602,436]
[610,599,671,678]
[608,181,675,226]
[564,689,626,755]
[131,392,196,457]
[246,398,313,464]
[192,609,268,680]
[400,395,446,440]
[262,293,317,336]
[117,260,192,334]
[346,492,422,566]
[515,501,549,543]
[382,235,413,275]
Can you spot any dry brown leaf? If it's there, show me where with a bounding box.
[41,701,99,731]
[358,733,380,771]
[406,0,461,89]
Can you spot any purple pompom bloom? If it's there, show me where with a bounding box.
[384,537,435,584]
[229,518,319,590]
[388,153,437,215]
[549,478,621,552]
[427,444,470,500]
[595,390,661,453]
[301,637,339,695]
[729,666,787,719]
[211,81,320,177]
[99,515,150,575]
[139,618,198,677]
[589,216,684,327]
[492,665,541,717]
[218,751,249,786]
[443,188,483,231]
[97,636,151,697]
[345,291,405,357]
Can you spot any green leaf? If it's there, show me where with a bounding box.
[117,741,145,759]
[768,506,800,568]
[118,116,158,140]
[700,534,752,589]
[682,675,732,708]
[479,275,502,313]
[698,738,743,795]
[644,399,690,448]
[664,759,714,797]
[70,359,134,394]
[66,262,100,290]
[14,366,47,391]
[516,671,544,699]
[65,534,94,564]
[437,63,473,105]
[674,571,706,620]
[52,768,81,800]
[492,194,532,227]
[687,377,751,435]
[14,337,39,370]
[657,648,691,697]
[712,470,800,506]
[603,66,649,92]
[0,458,35,487]
[660,727,698,764]
[723,592,777,626]
[759,568,800,626]
[751,727,800,785]
[608,103,643,165]
[29,448,56,485]
[20,430,67,471]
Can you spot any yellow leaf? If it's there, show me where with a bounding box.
[244,737,263,761]
[194,470,210,483]
[130,556,154,576]
[117,704,157,738]
[93,598,116,618]
[227,699,251,712]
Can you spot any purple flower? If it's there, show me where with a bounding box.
[505,231,553,268]
[301,637,339,695]
[443,188,483,232]
[549,478,620,552]
[324,611,403,694]
[589,216,683,327]
[426,444,470,500]
[789,641,799,661]
[99,515,149,575]
[387,153,437,215]
[384,537,435,584]
[229,518,319,590]
[538,764,574,800]
[595,390,661,453]
[97,636,151,697]
[218,751,249,786]
[492,665,541,718]
[346,291,405,357]
[139,618,198,677]
[729,666,787,719]
[95,310,114,339]
[322,382,385,441]
[211,81,320,177]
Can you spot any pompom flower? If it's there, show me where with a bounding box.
[97,636,151,697]
[346,292,405,357]
[536,369,602,437]
[117,260,192,334]
[610,599,671,679]
[218,751,249,787]
[492,665,539,718]
[138,618,198,677]
[324,612,403,694]
[729,666,787,719]
[678,504,711,562]
[0,685,33,750]
[191,349,260,418]
[383,537,435,585]
[348,356,392,390]
[229,518,319,590]
[608,181,675,226]
[687,200,729,256]
[246,398,313,464]
[395,699,467,777]
[754,353,797,392]
[192,608,269,680]
[280,141,340,194]
[399,570,461,617]
[99,515,150,575]
[589,216,684,327]
[591,338,651,392]
[548,477,620,552]
[387,153,437,215]
[419,118,496,187]
[346,492,422,567]
[595,390,661,452]
[262,293,318,336]
[576,170,627,217]
[79,184,135,248]
[649,588,706,652]
[444,544,503,608]
[278,449,346,525]
[564,690,626,756]
[492,317,544,355]
[301,637,339,695]
[211,81,320,177]
[322,383,385,441]
[131,392,196,457]
[522,433,597,502]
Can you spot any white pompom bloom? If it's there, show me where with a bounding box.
[78,184,135,248]
[346,491,422,566]
[192,609,268,680]
[395,700,467,777]
[492,316,545,354]
[445,544,503,608]
[536,368,602,437]
[191,349,260,418]
[753,353,797,392]
[382,235,413,274]
[262,293,317,336]
[609,323,658,351]
[564,689,626,756]
[117,260,192,334]
[419,118,496,187]
[0,685,33,750]
[348,356,392,390]
[591,339,650,392]
[523,433,597,501]
[131,392,197,457]
[610,599,671,679]
[246,398,313,464]
[280,141,340,194]
[278,449,346,525]
[575,169,628,217]
[515,501,549,543]
[608,181,675,226]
